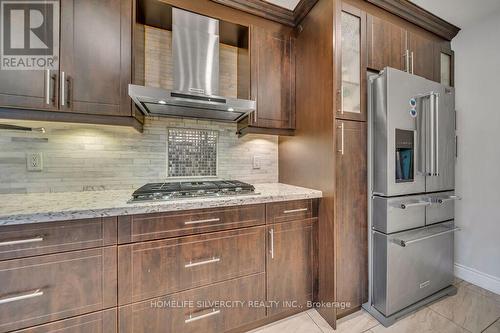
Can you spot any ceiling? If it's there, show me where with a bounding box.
[410,0,500,28]
[263,0,301,11]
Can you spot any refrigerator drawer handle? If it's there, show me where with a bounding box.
[394,227,461,247]
[399,201,430,209]
[437,195,461,204]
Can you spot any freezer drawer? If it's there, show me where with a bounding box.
[426,191,456,225]
[372,195,427,233]
[373,221,455,316]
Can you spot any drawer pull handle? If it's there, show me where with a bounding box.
[399,201,430,209]
[184,218,220,225]
[394,227,461,247]
[185,309,221,323]
[0,236,44,247]
[437,195,461,204]
[185,257,221,268]
[0,289,43,305]
[283,208,308,214]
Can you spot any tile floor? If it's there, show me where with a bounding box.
[248,279,500,333]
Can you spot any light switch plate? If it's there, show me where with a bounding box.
[26,152,43,171]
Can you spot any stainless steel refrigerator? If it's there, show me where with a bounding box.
[363,67,460,326]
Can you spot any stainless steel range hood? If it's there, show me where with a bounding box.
[129,8,255,122]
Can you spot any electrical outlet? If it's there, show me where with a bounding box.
[252,155,261,169]
[26,152,43,171]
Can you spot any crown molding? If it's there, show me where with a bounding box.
[210,0,317,26]
[211,0,460,40]
[366,0,460,40]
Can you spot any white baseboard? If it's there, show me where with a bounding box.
[454,263,500,295]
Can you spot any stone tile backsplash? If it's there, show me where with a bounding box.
[0,117,278,194]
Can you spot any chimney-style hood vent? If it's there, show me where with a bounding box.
[129,8,255,122]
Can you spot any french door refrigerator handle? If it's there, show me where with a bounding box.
[434,93,439,176]
[429,93,435,176]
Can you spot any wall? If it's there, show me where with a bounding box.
[0,117,278,194]
[452,8,500,293]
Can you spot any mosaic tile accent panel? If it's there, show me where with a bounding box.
[168,128,218,177]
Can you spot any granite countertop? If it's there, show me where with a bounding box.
[0,183,322,226]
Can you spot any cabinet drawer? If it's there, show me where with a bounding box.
[0,247,117,333]
[11,308,117,333]
[118,227,265,304]
[266,200,315,224]
[119,273,266,333]
[118,204,265,243]
[0,218,117,261]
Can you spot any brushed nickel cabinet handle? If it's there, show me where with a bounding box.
[410,51,414,74]
[185,256,221,268]
[337,122,344,155]
[185,309,221,323]
[0,289,43,305]
[184,218,220,225]
[0,236,44,247]
[283,208,308,214]
[269,228,274,259]
[404,49,410,72]
[45,69,50,105]
[60,71,65,106]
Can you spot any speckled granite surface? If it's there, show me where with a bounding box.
[0,183,322,226]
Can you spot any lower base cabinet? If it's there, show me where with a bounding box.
[0,200,318,333]
[10,309,117,333]
[266,218,315,316]
[0,247,117,333]
[118,273,266,333]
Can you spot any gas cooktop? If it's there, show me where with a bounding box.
[129,180,256,202]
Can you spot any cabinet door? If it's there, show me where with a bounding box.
[335,120,367,316]
[407,31,435,81]
[435,46,454,86]
[0,2,59,111]
[337,3,366,121]
[250,26,295,129]
[59,0,131,116]
[267,219,314,316]
[367,14,406,72]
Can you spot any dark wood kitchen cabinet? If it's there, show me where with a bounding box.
[0,247,117,333]
[367,12,442,82]
[337,3,366,121]
[237,26,295,136]
[0,0,141,130]
[59,0,131,117]
[367,14,406,72]
[406,31,435,81]
[334,119,367,317]
[266,217,315,316]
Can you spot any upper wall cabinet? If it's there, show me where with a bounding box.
[238,26,296,136]
[367,14,406,72]
[337,3,366,121]
[406,31,435,81]
[0,0,139,129]
[367,13,450,84]
[59,0,132,117]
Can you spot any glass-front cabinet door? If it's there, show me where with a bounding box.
[438,48,454,87]
[337,3,366,121]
